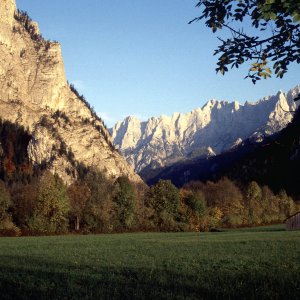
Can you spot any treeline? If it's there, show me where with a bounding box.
[0,169,143,236]
[0,173,298,236]
[180,178,298,231]
[0,119,297,236]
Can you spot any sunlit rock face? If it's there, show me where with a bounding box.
[111,86,300,173]
[0,0,142,184]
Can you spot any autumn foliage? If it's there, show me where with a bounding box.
[0,119,298,236]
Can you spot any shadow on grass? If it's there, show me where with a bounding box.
[219,224,285,233]
[0,254,299,300]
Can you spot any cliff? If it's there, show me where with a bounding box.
[0,0,141,184]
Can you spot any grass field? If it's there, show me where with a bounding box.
[0,225,299,299]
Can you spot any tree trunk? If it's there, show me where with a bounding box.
[75,216,80,231]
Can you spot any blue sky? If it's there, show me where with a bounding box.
[17,0,300,127]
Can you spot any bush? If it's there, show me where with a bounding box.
[0,217,21,237]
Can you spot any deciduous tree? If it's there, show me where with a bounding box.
[147,180,180,231]
[68,180,90,231]
[82,168,114,232]
[113,176,137,230]
[190,1,300,83]
[245,181,263,224]
[29,172,69,234]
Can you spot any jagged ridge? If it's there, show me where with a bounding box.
[111,86,300,173]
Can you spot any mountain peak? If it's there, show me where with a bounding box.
[111,86,299,173]
[125,115,140,123]
[0,0,142,184]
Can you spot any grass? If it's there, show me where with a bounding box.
[0,225,299,299]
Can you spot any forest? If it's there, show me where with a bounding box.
[0,118,297,236]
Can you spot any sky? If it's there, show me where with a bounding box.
[17,0,300,127]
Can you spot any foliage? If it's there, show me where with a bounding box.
[29,172,69,234]
[277,189,297,219]
[13,10,55,51]
[81,168,114,232]
[0,116,296,235]
[146,180,181,231]
[0,119,33,184]
[185,190,206,216]
[245,181,263,224]
[11,181,38,229]
[0,181,21,236]
[206,178,245,226]
[0,180,11,221]
[51,110,70,124]
[190,0,300,83]
[180,189,207,231]
[67,180,90,231]
[113,176,137,230]
[260,185,280,223]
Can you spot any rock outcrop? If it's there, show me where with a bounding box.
[0,0,141,184]
[111,86,300,173]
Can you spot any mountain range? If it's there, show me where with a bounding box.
[111,86,300,174]
[146,106,300,198]
[1,0,299,191]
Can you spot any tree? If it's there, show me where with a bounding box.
[190,1,300,83]
[245,181,263,224]
[113,176,137,230]
[277,189,296,219]
[181,189,208,231]
[82,168,114,232]
[67,180,90,231]
[260,185,280,223]
[146,180,180,231]
[185,190,206,217]
[213,178,245,226]
[197,178,245,226]
[0,181,20,236]
[11,182,38,229]
[0,181,11,222]
[29,172,69,234]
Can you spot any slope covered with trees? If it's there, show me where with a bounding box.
[0,119,296,236]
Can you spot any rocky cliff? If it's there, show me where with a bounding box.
[0,0,141,184]
[111,86,300,173]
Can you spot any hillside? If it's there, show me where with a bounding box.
[111,86,299,173]
[0,0,141,184]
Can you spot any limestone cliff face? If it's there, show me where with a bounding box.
[0,0,141,184]
[111,86,300,173]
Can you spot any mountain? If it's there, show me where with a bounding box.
[0,0,141,184]
[146,107,300,198]
[111,86,300,173]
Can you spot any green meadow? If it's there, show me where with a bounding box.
[0,225,299,299]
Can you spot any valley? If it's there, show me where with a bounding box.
[0,0,300,298]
